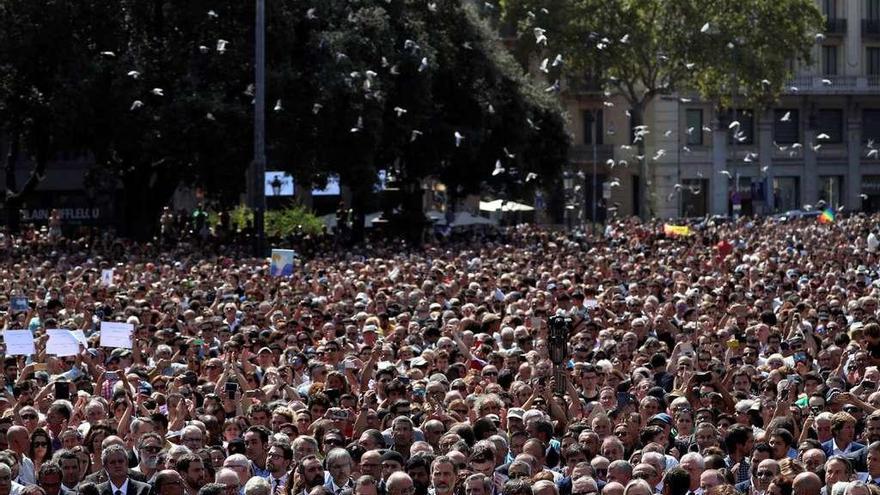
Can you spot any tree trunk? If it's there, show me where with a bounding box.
[4,129,49,233]
[4,132,21,233]
[120,166,176,241]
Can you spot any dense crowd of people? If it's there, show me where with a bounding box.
[3,213,880,495]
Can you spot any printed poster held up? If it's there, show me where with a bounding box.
[4,330,35,356]
[99,321,133,349]
[270,249,296,277]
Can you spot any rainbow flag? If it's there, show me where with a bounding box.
[663,224,691,236]
[818,208,835,224]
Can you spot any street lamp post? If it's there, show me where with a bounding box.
[591,109,598,228]
[562,170,573,230]
[250,0,267,257]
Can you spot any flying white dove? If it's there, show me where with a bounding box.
[492,160,505,176]
[207,10,218,18]
[454,131,465,147]
[812,143,822,152]
[816,133,830,140]
[350,116,363,133]
[199,45,210,54]
[619,34,630,43]
[534,27,547,45]
[719,170,732,177]
[312,103,323,114]
[702,125,712,133]
[861,193,869,200]
[151,88,164,96]
[780,111,791,122]
[393,107,407,117]
[664,130,672,137]
[551,54,563,67]
[686,127,695,135]
[761,79,771,86]
[217,39,229,53]
[603,101,614,108]
[130,100,144,111]
[868,149,879,159]
[525,172,538,182]
[682,146,692,153]
[418,57,429,72]
[816,33,826,42]
[503,147,515,159]
[100,51,116,57]
[539,58,549,73]
[410,130,423,142]
[728,121,740,129]
[273,99,283,112]
[306,8,318,19]
[127,70,140,79]
[791,143,803,149]
[700,22,710,33]
[821,78,832,86]
[206,113,215,121]
[544,80,560,93]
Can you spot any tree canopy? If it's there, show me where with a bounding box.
[0,0,569,238]
[500,0,824,216]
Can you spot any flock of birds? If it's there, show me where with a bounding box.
[106,5,877,209]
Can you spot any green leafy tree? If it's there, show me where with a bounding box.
[501,0,823,217]
[1,0,568,239]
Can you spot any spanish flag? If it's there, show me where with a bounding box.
[818,208,835,224]
[663,224,691,236]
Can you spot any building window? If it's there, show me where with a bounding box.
[869,47,880,75]
[686,109,703,145]
[869,0,880,21]
[864,109,880,143]
[726,109,754,145]
[817,109,844,143]
[774,109,799,144]
[823,45,839,75]
[819,176,843,206]
[824,0,837,16]
[582,110,603,145]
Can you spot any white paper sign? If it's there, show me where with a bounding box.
[4,330,35,356]
[46,329,81,357]
[101,269,114,286]
[70,330,88,346]
[99,322,133,349]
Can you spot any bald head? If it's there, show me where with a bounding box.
[216,468,240,485]
[102,435,126,450]
[792,472,821,495]
[6,426,28,452]
[154,470,185,495]
[601,482,624,495]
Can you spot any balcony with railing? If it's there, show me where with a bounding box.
[783,75,880,94]
[568,144,614,164]
[864,19,880,38]
[824,18,847,35]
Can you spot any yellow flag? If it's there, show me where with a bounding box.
[663,224,691,236]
